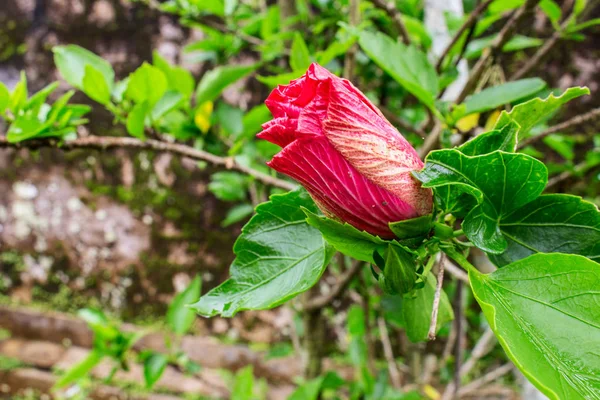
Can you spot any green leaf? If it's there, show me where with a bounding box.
[414,150,548,253]
[53,45,114,91]
[231,366,254,400]
[166,276,202,335]
[460,78,547,116]
[82,65,111,105]
[152,51,195,98]
[540,0,561,27]
[494,87,590,138]
[78,308,119,340]
[388,214,433,245]
[151,91,184,121]
[195,64,257,104]
[470,253,600,399]
[304,210,390,263]
[358,30,438,109]
[379,244,417,295]
[466,35,542,59]
[221,203,254,227]
[143,353,168,388]
[290,33,311,71]
[190,190,334,317]
[458,119,520,156]
[402,272,453,342]
[6,115,46,143]
[55,350,104,388]
[9,72,27,114]
[126,102,149,139]
[257,70,304,88]
[224,0,238,15]
[208,171,248,201]
[0,81,10,113]
[566,18,600,33]
[126,63,168,106]
[491,194,600,266]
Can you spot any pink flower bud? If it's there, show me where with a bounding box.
[258,63,432,238]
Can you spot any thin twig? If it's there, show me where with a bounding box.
[377,317,403,388]
[343,0,361,80]
[441,279,465,400]
[443,258,469,283]
[455,0,541,104]
[458,363,514,396]
[459,328,496,378]
[518,107,600,148]
[370,0,412,45]
[304,260,364,311]
[380,106,428,138]
[435,0,494,72]
[418,120,442,159]
[0,135,296,191]
[546,161,589,189]
[510,19,569,80]
[428,254,446,340]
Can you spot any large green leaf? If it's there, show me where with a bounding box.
[459,119,520,156]
[290,33,311,71]
[358,30,438,109]
[491,194,600,266]
[195,64,257,105]
[190,190,334,317]
[494,87,590,138]
[53,45,115,91]
[304,210,407,263]
[470,253,600,399]
[460,78,546,116]
[414,150,547,253]
[402,272,453,342]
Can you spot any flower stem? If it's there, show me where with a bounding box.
[441,247,479,276]
[453,229,464,237]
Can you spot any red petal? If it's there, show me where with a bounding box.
[258,118,299,147]
[322,78,432,216]
[268,136,419,238]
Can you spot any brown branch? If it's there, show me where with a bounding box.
[343,0,361,80]
[546,160,589,189]
[455,0,541,104]
[304,260,364,311]
[377,317,403,388]
[370,0,412,45]
[518,106,600,149]
[428,255,446,340]
[435,0,495,73]
[418,121,442,159]
[458,363,514,396]
[443,258,469,283]
[0,135,296,191]
[510,18,570,80]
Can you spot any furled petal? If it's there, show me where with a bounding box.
[268,136,419,238]
[321,76,432,216]
[257,117,299,147]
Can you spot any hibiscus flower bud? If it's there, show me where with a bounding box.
[258,63,433,238]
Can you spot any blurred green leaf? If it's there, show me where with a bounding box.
[196,64,257,104]
[53,45,114,91]
[151,91,184,121]
[222,203,254,227]
[152,51,195,98]
[0,82,10,113]
[83,65,111,105]
[460,78,547,116]
[358,30,438,109]
[208,171,249,201]
[166,276,202,335]
[78,308,119,341]
[231,366,254,400]
[55,350,104,388]
[143,353,168,388]
[126,63,168,106]
[126,101,149,139]
[10,72,27,114]
[466,35,542,59]
[290,33,311,71]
